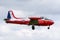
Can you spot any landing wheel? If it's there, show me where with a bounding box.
[32,25,35,30]
[47,27,50,29]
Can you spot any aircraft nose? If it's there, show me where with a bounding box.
[50,20,54,25]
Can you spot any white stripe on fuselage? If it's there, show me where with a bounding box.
[9,18,30,21]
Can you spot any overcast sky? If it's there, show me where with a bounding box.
[0,0,60,40]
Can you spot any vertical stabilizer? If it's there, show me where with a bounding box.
[7,11,11,19]
[6,10,21,20]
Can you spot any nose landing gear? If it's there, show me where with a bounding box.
[47,26,50,29]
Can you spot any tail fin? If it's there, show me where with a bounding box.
[7,11,11,19]
[7,10,21,19]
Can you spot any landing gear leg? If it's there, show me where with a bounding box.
[47,26,50,29]
[32,25,35,30]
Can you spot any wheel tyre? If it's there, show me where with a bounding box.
[32,25,35,30]
[47,27,50,29]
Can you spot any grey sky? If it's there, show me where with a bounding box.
[0,0,60,40]
[0,0,60,19]
[0,0,60,15]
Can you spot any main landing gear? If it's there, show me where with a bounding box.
[32,25,35,30]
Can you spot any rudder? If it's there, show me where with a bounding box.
[7,11,11,19]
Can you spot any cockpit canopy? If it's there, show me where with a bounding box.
[40,17,51,20]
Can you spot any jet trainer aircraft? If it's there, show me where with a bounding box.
[4,10,54,30]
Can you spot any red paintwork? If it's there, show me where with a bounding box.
[9,10,21,19]
[5,19,54,26]
[38,19,54,26]
[6,20,29,25]
[5,10,54,27]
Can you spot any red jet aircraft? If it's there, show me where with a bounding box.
[4,10,54,30]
